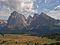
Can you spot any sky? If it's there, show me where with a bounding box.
[0,0,60,20]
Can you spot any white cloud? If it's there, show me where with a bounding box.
[0,0,37,20]
[0,0,6,1]
[4,0,34,13]
[54,5,60,11]
[45,0,48,4]
[47,5,60,19]
[0,11,10,20]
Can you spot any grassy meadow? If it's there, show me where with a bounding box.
[0,34,59,45]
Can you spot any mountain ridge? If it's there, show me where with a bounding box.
[0,11,60,35]
[6,11,60,29]
[7,11,27,29]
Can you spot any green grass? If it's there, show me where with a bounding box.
[0,34,59,45]
[0,43,36,45]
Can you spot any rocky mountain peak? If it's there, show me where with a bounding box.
[27,15,33,25]
[29,12,60,29]
[7,11,27,29]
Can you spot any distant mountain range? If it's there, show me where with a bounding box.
[0,19,7,29]
[0,11,60,35]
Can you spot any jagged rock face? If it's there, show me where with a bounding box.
[7,11,27,29]
[33,13,39,19]
[29,12,59,29]
[27,15,33,25]
[7,11,60,30]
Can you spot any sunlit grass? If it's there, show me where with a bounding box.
[0,34,59,45]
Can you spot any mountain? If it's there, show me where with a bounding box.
[29,12,60,30]
[33,13,39,19]
[0,19,7,24]
[27,15,33,25]
[7,11,27,29]
[0,19,7,29]
[7,11,60,30]
[0,11,60,35]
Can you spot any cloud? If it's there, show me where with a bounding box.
[0,11,10,20]
[6,0,33,12]
[47,5,60,19]
[45,0,48,4]
[54,5,60,10]
[0,0,36,19]
[0,0,60,20]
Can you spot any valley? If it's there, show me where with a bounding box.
[0,11,60,45]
